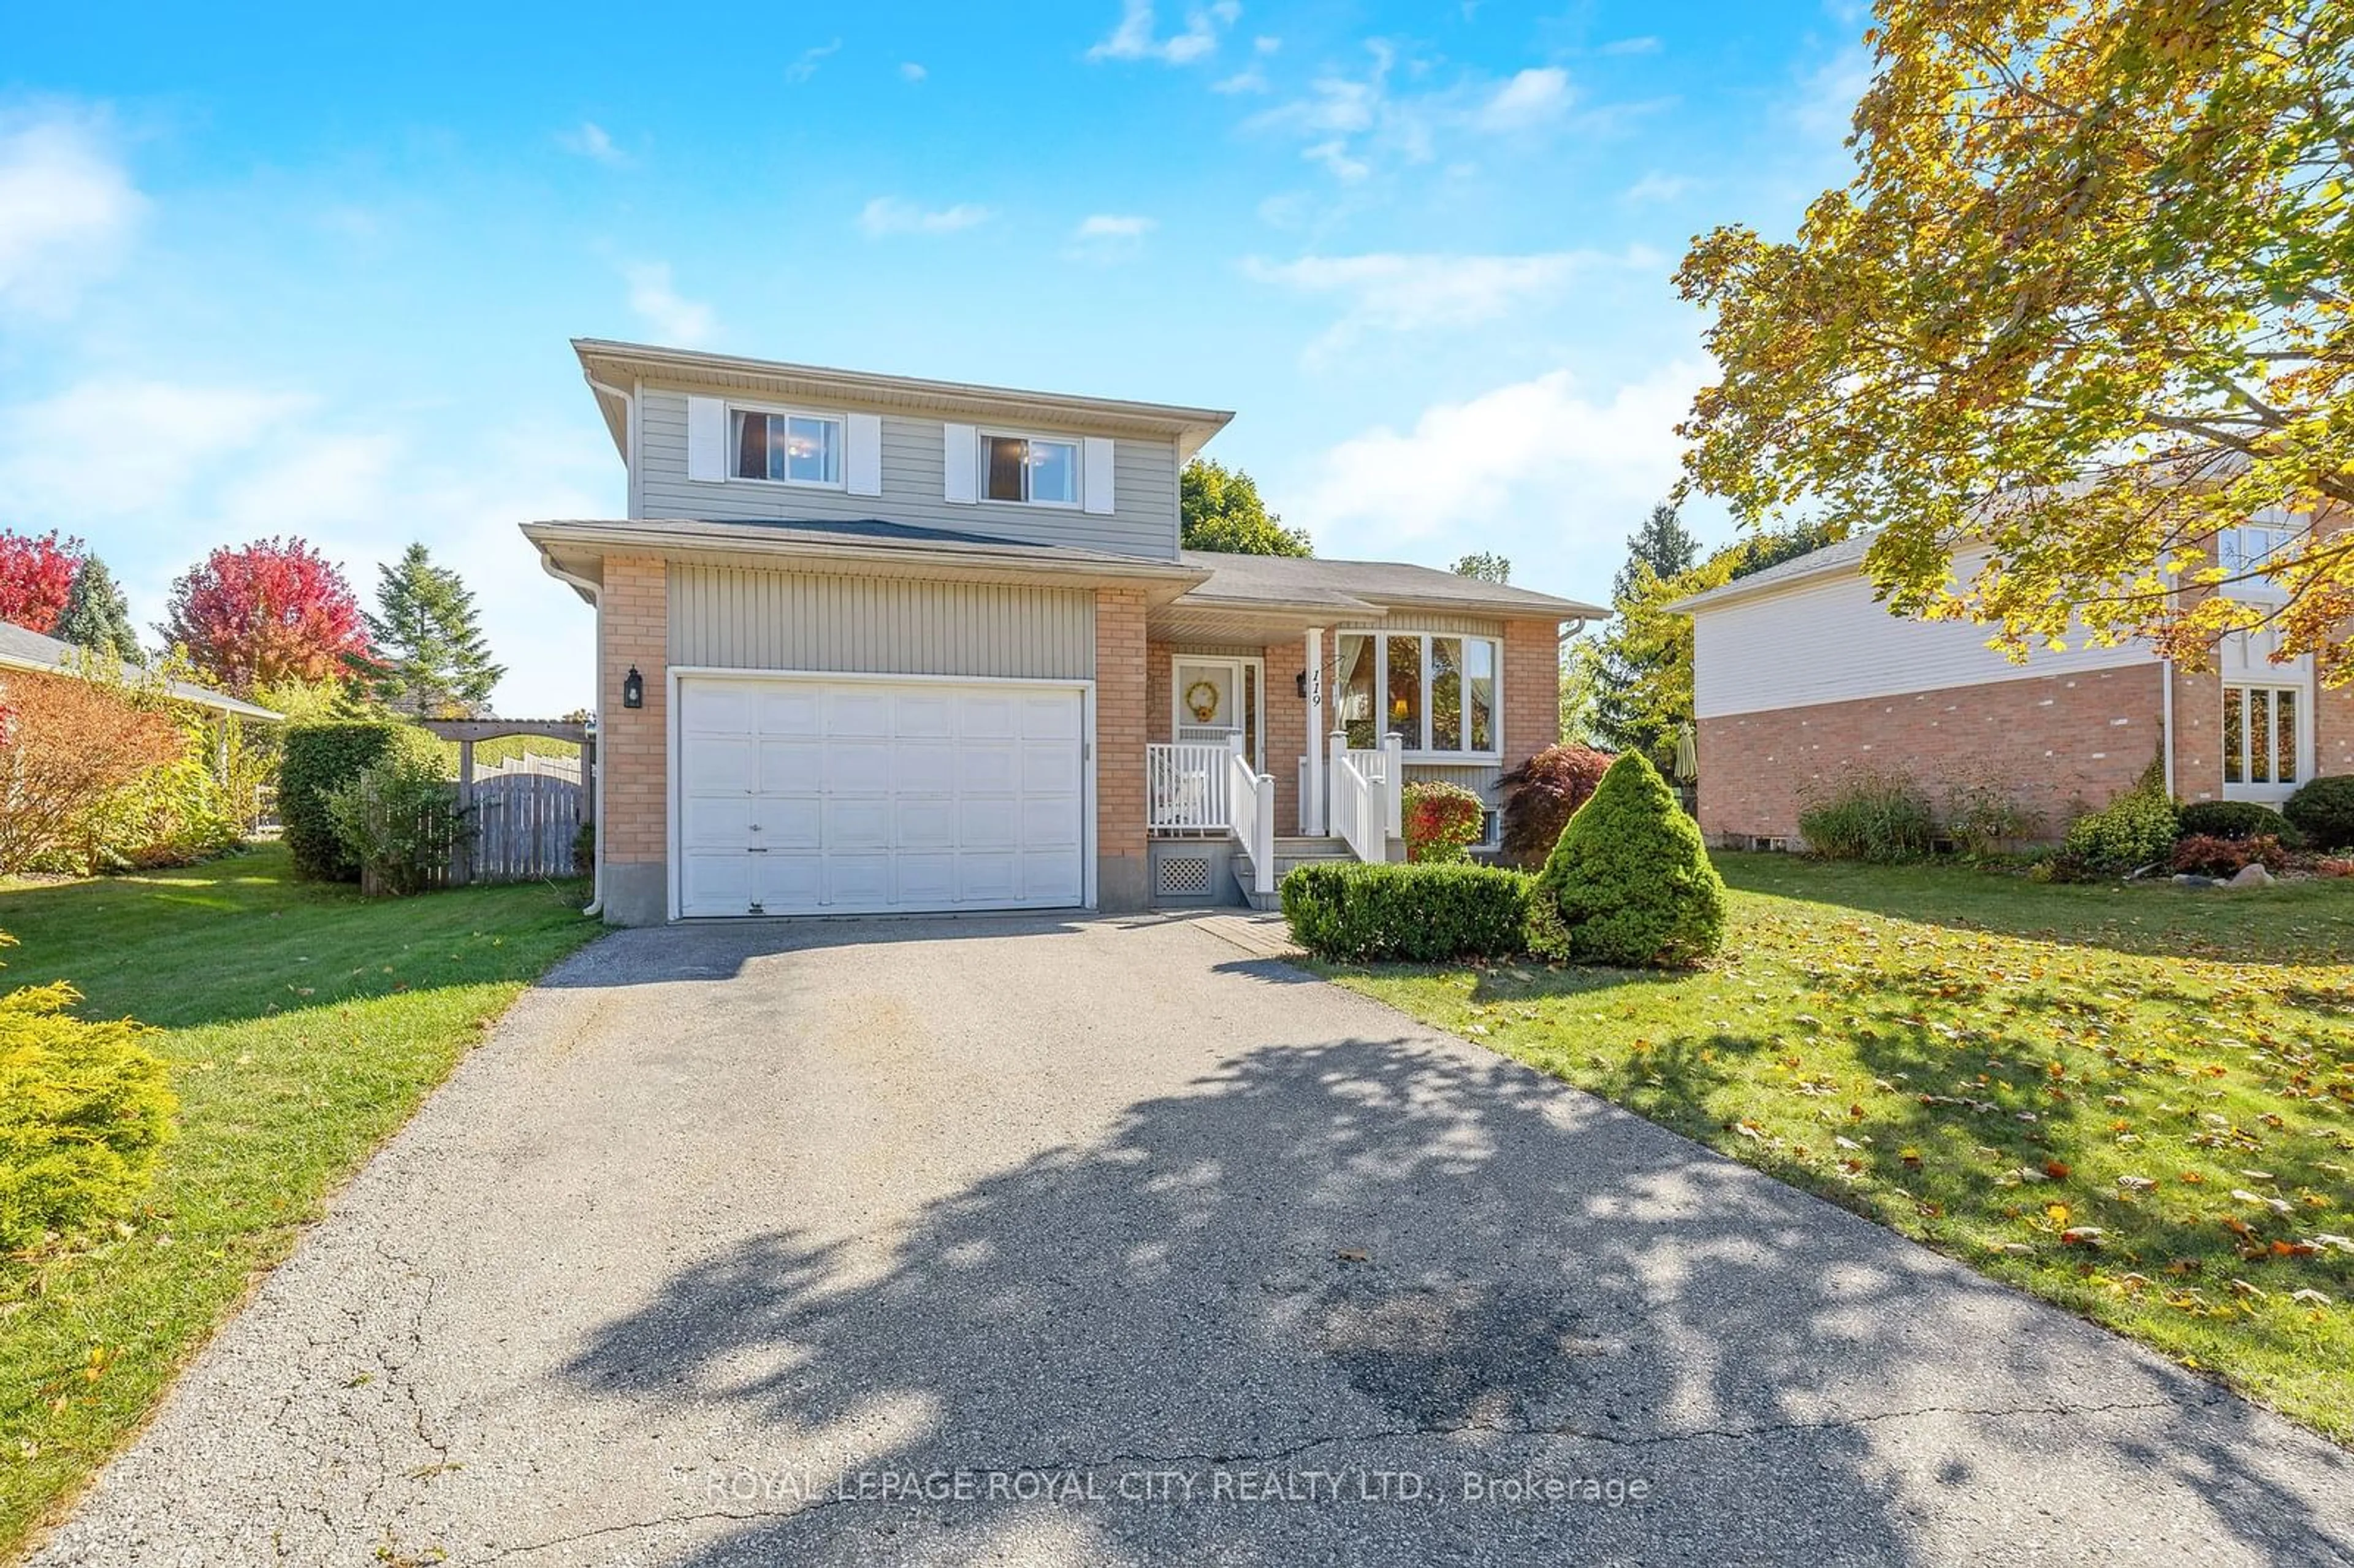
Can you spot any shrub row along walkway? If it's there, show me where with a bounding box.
[30,910,2354,1565]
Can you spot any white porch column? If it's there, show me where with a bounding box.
[1303,626,1325,835]
[1380,731,1404,842]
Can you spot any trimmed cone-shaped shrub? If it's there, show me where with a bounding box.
[1535,752,1725,967]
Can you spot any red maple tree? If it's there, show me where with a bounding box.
[161,538,372,695]
[0,531,85,635]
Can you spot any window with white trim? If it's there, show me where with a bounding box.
[2223,684,2299,788]
[730,408,844,485]
[1334,631,1500,757]
[983,433,1080,506]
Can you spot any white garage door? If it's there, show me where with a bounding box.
[677,675,1087,918]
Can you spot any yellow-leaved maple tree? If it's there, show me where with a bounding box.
[1677,0,2354,679]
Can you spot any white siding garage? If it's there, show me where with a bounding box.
[676,674,1088,918]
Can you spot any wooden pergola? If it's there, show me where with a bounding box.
[416,718,596,823]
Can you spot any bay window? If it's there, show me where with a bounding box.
[1334,631,1501,756]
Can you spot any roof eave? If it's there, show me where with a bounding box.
[572,338,1235,451]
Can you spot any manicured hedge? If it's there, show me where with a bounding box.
[1280,861,1533,963]
[2176,799,2302,848]
[279,721,443,882]
[2285,775,2354,851]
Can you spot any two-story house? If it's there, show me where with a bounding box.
[1670,512,2354,847]
[523,340,1604,923]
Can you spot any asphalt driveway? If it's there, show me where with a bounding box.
[31,913,2354,1567]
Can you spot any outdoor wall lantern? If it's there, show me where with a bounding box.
[622,666,644,710]
[1295,671,1308,699]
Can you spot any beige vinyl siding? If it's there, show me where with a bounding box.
[637,384,1179,559]
[668,565,1094,680]
[1691,557,2154,720]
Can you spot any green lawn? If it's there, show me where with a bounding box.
[1335,854,2354,1444]
[0,843,599,1559]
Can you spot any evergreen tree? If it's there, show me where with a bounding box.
[53,556,142,661]
[364,542,504,717]
[1610,501,1698,603]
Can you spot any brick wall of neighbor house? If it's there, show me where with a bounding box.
[2171,660,2225,804]
[1501,618,1562,779]
[600,554,669,924]
[1095,588,1149,910]
[1697,664,2165,846]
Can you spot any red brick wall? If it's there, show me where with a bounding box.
[600,555,668,866]
[2171,660,2224,804]
[1501,618,1562,780]
[1095,588,1149,908]
[1697,664,2165,845]
[1265,639,1308,831]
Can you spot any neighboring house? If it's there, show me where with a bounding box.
[0,620,281,725]
[524,339,1603,924]
[1670,517,2354,847]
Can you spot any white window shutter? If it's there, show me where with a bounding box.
[1083,437,1116,515]
[942,422,978,504]
[686,395,726,482]
[846,413,883,497]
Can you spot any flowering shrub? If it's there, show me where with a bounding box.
[2169,833,2287,878]
[1497,744,1615,867]
[1402,780,1487,863]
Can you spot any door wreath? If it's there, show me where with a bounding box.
[1184,680,1222,723]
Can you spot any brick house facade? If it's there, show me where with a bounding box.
[528,339,1601,922]
[1675,525,2350,847]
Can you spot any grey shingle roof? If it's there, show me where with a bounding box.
[1176,551,1606,619]
[1666,533,1875,613]
[0,621,283,720]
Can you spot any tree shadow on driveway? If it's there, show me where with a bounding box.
[557,1032,2354,1566]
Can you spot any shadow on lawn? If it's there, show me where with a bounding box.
[1713,853,2354,965]
[560,1033,2351,1566]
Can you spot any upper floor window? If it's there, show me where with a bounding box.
[2218,511,2301,591]
[1334,631,1499,758]
[731,408,844,486]
[983,433,1079,506]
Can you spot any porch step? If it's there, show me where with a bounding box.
[1233,835,1375,912]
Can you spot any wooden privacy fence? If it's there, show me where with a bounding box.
[454,773,585,885]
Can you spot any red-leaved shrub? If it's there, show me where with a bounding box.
[1402,780,1487,863]
[1498,744,1615,867]
[2169,833,2286,878]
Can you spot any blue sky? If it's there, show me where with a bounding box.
[2,1,1867,715]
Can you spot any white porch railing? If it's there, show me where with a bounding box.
[1178,723,1243,747]
[1228,737,1274,897]
[1148,742,1233,831]
[1325,731,1403,862]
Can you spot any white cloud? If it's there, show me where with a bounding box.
[0,380,307,519]
[1076,214,1156,240]
[556,121,630,166]
[1067,213,1157,262]
[786,39,842,84]
[0,108,145,319]
[620,261,715,344]
[1087,0,1240,65]
[900,62,929,82]
[1251,44,1583,183]
[1291,362,1707,574]
[857,197,992,237]
[1622,170,1694,204]
[1473,67,1571,132]
[1600,36,1661,56]
[1212,33,1281,91]
[1244,249,1646,351]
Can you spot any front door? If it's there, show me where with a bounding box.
[1171,656,1262,771]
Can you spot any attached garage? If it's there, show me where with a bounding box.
[674,672,1089,918]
